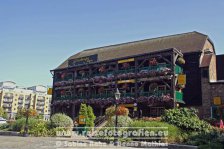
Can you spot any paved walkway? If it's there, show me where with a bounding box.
[0,136,143,149]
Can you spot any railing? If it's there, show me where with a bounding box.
[18,100,23,104]
[139,90,172,97]
[37,102,45,106]
[138,64,171,72]
[3,104,11,108]
[91,71,114,77]
[91,93,114,98]
[95,116,107,127]
[117,67,135,74]
[121,93,135,98]
[3,99,13,103]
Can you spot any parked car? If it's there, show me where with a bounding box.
[0,117,7,124]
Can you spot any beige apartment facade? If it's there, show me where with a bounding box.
[0,81,51,120]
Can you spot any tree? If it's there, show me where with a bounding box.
[78,104,96,128]
[86,105,96,128]
[0,107,7,119]
[79,104,88,117]
[16,108,38,120]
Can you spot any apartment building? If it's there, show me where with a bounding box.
[0,81,51,120]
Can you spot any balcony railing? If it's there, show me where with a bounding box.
[117,67,135,74]
[138,64,171,72]
[3,104,12,108]
[139,90,172,97]
[18,100,23,104]
[37,102,45,106]
[3,99,13,103]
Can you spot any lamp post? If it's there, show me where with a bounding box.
[23,94,31,137]
[114,88,120,146]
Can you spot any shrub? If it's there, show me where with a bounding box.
[105,106,129,119]
[185,130,224,149]
[50,113,73,129]
[11,118,39,132]
[16,108,38,120]
[105,106,115,118]
[86,105,96,128]
[26,121,49,137]
[106,115,133,127]
[0,123,10,130]
[0,107,7,119]
[141,117,161,121]
[161,108,212,132]
[129,120,187,143]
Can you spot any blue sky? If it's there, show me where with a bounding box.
[0,0,223,87]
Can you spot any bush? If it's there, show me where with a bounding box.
[0,107,7,119]
[185,130,224,149]
[161,108,212,132]
[129,120,187,143]
[50,113,73,129]
[105,106,129,119]
[86,105,96,128]
[16,108,38,120]
[11,118,39,132]
[26,121,49,137]
[0,123,10,130]
[106,115,133,127]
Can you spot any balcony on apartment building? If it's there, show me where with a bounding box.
[36,102,45,106]
[3,98,13,103]
[3,103,12,108]
[18,100,23,104]
[18,105,23,109]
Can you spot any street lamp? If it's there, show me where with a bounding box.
[114,88,120,146]
[23,94,31,137]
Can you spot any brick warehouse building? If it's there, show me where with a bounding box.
[51,31,224,119]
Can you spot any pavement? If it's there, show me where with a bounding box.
[0,136,147,149]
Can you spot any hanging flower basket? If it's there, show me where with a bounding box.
[177,57,185,64]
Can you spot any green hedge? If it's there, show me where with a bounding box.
[161,108,212,132]
[129,120,187,143]
[106,115,133,127]
[50,113,73,128]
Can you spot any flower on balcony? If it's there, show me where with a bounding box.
[99,65,106,73]
[149,58,158,66]
[61,73,66,79]
[122,62,130,69]
[122,83,130,90]
[148,70,157,77]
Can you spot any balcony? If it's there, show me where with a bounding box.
[36,102,45,106]
[3,104,12,108]
[117,67,135,74]
[3,99,13,103]
[139,90,172,97]
[138,64,171,72]
[18,105,23,109]
[36,106,44,110]
[121,92,135,98]
[18,100,23,104]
